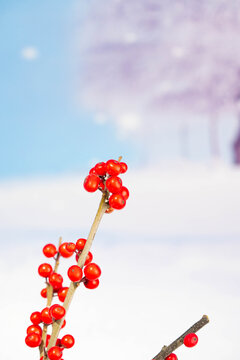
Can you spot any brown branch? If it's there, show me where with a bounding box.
[47,191,109,350]
[153,315,209,360]
[39,237,62,358]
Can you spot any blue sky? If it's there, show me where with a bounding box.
[0,0,135,179]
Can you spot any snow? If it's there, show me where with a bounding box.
[0,162,239,359]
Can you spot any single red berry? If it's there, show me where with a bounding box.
[85,251,93,265]
[49,273,63,290]
[165,354,178,360]
[40,357,44,360]
[59,243,74,258]
[98,180,105,191]
[89,167,97,175]
[95,162,107,176]
[43,244,57,258]
[38,263,53,278]
[48,346,63,360]
[61,334,75,349]
[119,186,129,200]
[84,174,100,192]
[26,324,42,336]
[106,159,121,176]
[41,307,53,324]
[105,207,114,214]
[76,238,86,250]
[106,176,122,193]
[40,288,47,298]
[84,263,101,281]
[30,311,42,325]
[25,333,41,347]
[58,287,69,302]
[183,333,198,347]
[75,251,93,265]
[84,278,100,289]
[66,242,76,252]
[56,338,62,347]
[109,193,126,210]
[61,319,66,329]
[120,162,128,173]
[50,304,66,320]
[68,265,83,282]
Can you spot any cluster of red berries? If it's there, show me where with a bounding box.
[83,159,129,210]
[165,333,198,360]
[25,239,102,359]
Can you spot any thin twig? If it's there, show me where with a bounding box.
[153,315,209,360]
[47,192,109,350]
[39,237,62,358]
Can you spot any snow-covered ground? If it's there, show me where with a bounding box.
[0,162,239,359]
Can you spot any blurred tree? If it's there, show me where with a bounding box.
[77,0,240,163]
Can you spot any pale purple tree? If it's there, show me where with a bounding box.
[75,0,240,162]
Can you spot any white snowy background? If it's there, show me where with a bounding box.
[1,162,240,360]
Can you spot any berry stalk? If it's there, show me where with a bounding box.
[39,238,62,358]
[153,315,209,360]
[47,191,109,350]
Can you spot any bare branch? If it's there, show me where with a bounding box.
[47,192,108,350]
[153,315,209,360]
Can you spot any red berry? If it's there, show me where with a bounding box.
[68,265,83,282]
[109,193,126,210]
[25,333,41,347]
[61,334,75,349]
[120,162,128,173]
[49,273,63,290]
[48,346,63,360]
[106,176,122,193]
[59,243,74,258]
[58,287,69,302]
[43,244,57,258]
[183,333,198,347]
[46,334,50,346]
[95,162,107,176]
[89,167,97,175]
[66,242,76,252]
[75,251,93,265]
[56,338,62,347]
[84,174,100,192]
[30,311,42,325]
[85,251,93,265]
[119,186,129,200]
[106,159,121,176]
[84,278,100,289]
[105,207,114,214]
[41,307,53,324]
[84,263,101,281]
[40,288,47,298]
[166,354,178,360]
[61,319,66,329]
[50,304,66,320]
[76,238,86,250]
[38,263,53,278]
[26,325,42,336]
[98,180,105,191]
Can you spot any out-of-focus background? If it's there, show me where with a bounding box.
[1,1,240,359]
